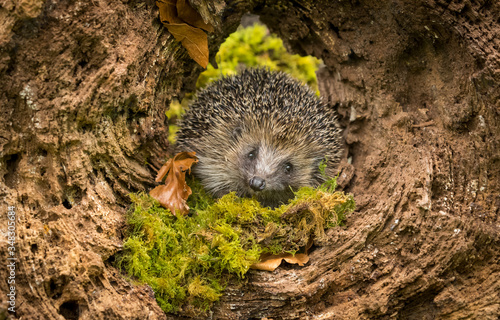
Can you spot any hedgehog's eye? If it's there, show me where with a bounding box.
[248,150,257,160]
[284,162,293,174]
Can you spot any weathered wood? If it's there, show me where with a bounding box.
[0,0,498,319]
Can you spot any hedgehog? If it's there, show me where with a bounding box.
[176,69,342,207]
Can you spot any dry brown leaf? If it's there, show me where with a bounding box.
[155,162,170,183]
[250,253,310,272]
[156,0,212,68]
[176,0,214,32]
[150,151,198,215]
[165,23,209,68]
[284,253,309,265]
[156,0,182,24]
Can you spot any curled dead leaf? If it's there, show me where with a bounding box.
[156,0,182,24]
[250,253,310,272]
[150,151,198,215]
[165,24,209,68]
[156,0,212,68]
[176,0,214,32]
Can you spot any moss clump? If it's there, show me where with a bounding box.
[116,177,354,315]
[165,99,187,145]
[197,23,322,93]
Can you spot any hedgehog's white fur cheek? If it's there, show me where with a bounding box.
[194,156,243,197]
[287,160,320,188]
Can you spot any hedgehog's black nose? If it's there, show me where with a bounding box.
[249,177,266,191]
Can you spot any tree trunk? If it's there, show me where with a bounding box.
[0,0,498,319]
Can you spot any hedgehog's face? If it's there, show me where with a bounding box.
[234,141,322,207]
[190,120,333,208]
[177,69,343,207]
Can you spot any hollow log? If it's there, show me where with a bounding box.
[0,0,498,319]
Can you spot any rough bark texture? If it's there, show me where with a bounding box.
[0,0,498,320]
[0,0,240,319]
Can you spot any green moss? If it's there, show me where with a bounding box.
[116,176,355,315]
[197,23,321,92]
[165,99,187,145]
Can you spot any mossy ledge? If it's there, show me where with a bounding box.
[116,177,355,316]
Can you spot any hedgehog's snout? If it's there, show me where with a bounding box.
[249,176,266,191]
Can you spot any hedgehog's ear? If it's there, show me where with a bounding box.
[232,126,243,140]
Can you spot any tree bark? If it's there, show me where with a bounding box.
[0,0,498,319]
[0,0,241,318]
